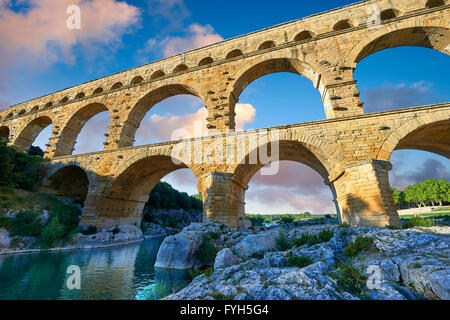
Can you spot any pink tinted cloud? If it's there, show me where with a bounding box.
[0,0,140,68]
[140,23,223,59]
[73,111,109,154]
[135,103,256,144]
[246,161,336,214]
[250,161,326,196]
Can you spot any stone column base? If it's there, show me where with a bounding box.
[334,159,401,228]
[201,172,250,228]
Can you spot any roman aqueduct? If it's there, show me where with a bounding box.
[0,0,448,228]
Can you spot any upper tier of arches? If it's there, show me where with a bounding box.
[2,0,447,121]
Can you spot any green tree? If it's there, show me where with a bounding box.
[391,188,406,209]
[12,211,42,237]
[0,139,43,190]
[144,182,202,213]
[41,216,66,247]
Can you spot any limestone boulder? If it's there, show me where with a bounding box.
[214,248,239,270]
[72,224,143,248]
[0,228,11,249]
[144,223,167,238]
[154,233,202,270]
[233,229,280,258]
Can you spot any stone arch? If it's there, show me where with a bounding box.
[233,139,334,187]
[229,57,320,129]
[347,23,450,64]
[54,102,110,157]
[426,0,446,8]
[18,109,25,115]
[119,84,203,148]
[92,87,103,95]
[111,82,123,90]
[173,64,188,73]
[59,97,69,104]
[0,126,9,140]
[14,115,53,150]
[44,102,53,108]
[131,76,143,85]
[333,19,353,31]
[226,49,244,59]
[377,110,450,161]
[150,70,165,80]
[31,105,39,112]
[74,92,85,100]
[294,30,315,42]
[41,164,90,198]
[380,8,399,21]
[5,112,13,119]
[231,137,341,223]
[258,40,276,50]
[198,57,214,66]
[98,153,201,227]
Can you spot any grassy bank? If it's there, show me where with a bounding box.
[0,188,82,249]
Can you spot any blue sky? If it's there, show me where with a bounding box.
[0,0,449,215]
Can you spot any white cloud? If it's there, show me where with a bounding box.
[138,23,223,59]
[0,0,140,67]
[135,103,256,144]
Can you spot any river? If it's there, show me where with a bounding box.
[0,237,191,300]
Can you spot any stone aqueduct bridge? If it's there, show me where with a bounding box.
[0,0,449,228]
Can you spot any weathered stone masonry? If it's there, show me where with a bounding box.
[0,0,448,228]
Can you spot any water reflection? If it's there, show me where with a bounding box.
[0,237,191,300]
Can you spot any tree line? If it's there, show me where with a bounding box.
[392,179,450,209]
[0,138,43,190]
[145,181,202,212]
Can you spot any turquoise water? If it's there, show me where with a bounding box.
[0,238,191,300]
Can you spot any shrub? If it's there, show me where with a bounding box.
[318,229,334,242]
[81,226,97,235]
[210,290,234,300]
[12,211,42,236]
[0,140,43,191]
[292,229,333,247]
[287,254,313,268]
[206,231,220,240]
[140,222,149,233]
[49,202,80,234]
[344,236,375,257]
[111,226,120,234]
[0,216,13,230]
[280,214,295,224]
[292,234,310,247]
[198,234,217,265]
[247,215,266,227]
[141,281,172,300]
[250,251,265,259]
[275,228,291,251]
[192,266,214,278]
[339,224,351,228]
[386,225,400,230]
[403,216,435,229]
[333,260,368,296]
[41,216,65,247]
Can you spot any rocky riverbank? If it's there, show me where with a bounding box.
[143,209,202,239]
[154,221,450,300]
[0,224,144,255]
